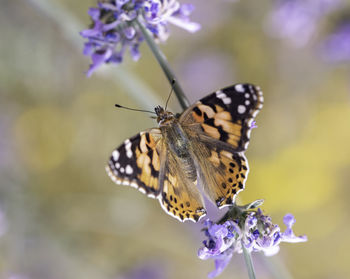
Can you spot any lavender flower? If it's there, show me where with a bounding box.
[321,22,350,63]
[198,207,307,278]
[265,0,342,47]
[80,0,200,76]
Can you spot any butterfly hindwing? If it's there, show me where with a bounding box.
[106,129,163,198]
[159,151,206,222]
[194,143,249,208]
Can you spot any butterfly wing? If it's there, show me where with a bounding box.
[106,128,163,198]
[190,138,249,208]
[180,83,263,151]
[159,150,206,222]
[180,83,263,208]
[106,128,206,222]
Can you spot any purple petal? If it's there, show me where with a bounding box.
[283,213,296,228]
[86,48,113,77]
[208,253,233,278]
[167,16,201,33]
[116,0,129,9]
[204,219,213,228]
[83,42,95,56]
[198,245,220,260]
[88,7,101,21]
[282,214,308,243]
[105,32,120,42]
[243,236,255,249]
[124,26,136,39]
[102,20,120,32]
[245,214,257,230]
[130,44,141,61]
[208,224,228,239]
[80,21,104,38]
[178,4,195,17]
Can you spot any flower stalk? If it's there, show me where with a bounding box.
[242,242,256,279]
[134,17,190,109]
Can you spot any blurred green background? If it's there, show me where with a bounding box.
[1,0,350,278]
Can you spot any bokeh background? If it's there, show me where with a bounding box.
[1,0,350,278]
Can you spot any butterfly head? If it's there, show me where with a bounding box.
[155,105,175,126]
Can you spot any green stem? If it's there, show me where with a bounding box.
[242,242,257,279]
[134,18,190,110]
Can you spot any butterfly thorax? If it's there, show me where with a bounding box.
[155,105,197,181]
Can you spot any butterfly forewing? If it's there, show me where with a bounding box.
[181,83,263,151]
[106,129,163,198]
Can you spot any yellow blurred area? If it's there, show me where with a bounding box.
[247,104,350,212]
[14,106,75,172]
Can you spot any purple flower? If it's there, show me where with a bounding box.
[198,220,239,278]
[321,22,350,63]
[265,0,342,47]
[80,0,200,76]
[198,207,307,278]
[282,213,308,243]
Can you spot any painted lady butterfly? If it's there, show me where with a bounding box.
[106,84,263,222]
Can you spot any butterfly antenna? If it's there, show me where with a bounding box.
[115,104,156,115]
[165,79,176,111]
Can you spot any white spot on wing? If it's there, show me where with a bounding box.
[124,139,133,158]
[223,97,232,105]
[235,84,244,92]
[126,165,133,175]
[112,150,120,160]
[138,188,146,194]
[245,100,250,105]
[237,105,246,114]
[216,91,231,105]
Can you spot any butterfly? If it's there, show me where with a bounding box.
[106,84,263,222]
